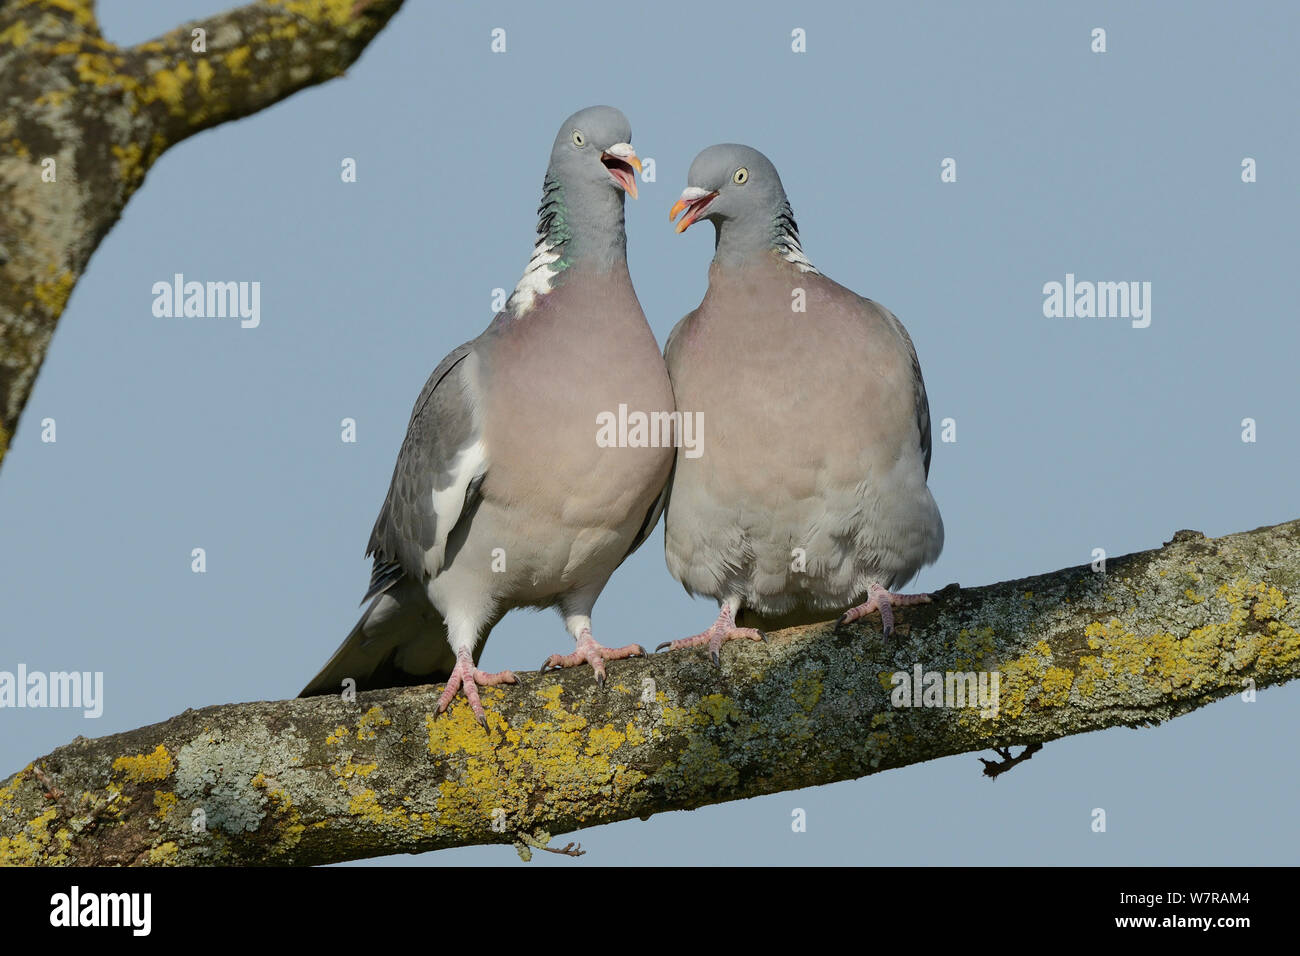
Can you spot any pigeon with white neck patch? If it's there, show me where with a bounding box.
[301,107,675,725]
[660,144,943,661]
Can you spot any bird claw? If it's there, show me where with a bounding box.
[435,654,517,729]
[541,635,642,684]
[838,584,932,638]
[661,608,765,665]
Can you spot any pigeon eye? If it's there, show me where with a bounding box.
[571,130,586,148]
[733,167,749,185]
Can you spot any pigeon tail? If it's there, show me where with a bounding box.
[299,576,458,697]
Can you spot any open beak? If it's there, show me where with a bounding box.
[669,186,719,233]
[601,143,642,199]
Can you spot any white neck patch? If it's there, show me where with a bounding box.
[777,231,820,275]
[508,235,562,316]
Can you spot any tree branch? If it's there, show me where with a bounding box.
[3,519,1297,865]
[0,0,404,465]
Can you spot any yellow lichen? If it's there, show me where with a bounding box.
[1040,666,1074,706]
[333,755,378,779]
[0,20,32,48]
[347,787,433,832]
[274,0,358,30]
[153,790,178,820]
[1251,583,1287,620]
[0,765,30,808]
[146,841,179,865]
[195,58,214,98]
[111,141,145,186]
[225,46,251,74]
[974,638,1060,723]
[34,88,73,107]
[425,683,650,836]
[1071,577,1299,700]
[33,267,75,315]
[264,781,308,853]
[585,724,626,756]
[37,0,96,27]
[698,693,743,725]
[356,705,391,740]
[112,744,173,784]
[73,51,138,94]
[148,61,193,114]
[0,808,62,866]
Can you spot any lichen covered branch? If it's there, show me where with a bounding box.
[2,519,1296,866]
[0,0,404,464]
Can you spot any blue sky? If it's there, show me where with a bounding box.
[1,0,1296,865]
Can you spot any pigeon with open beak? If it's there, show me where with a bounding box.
[661,143,944,662]
[301,107,675,726]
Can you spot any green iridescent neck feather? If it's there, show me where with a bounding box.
[507,173,628,315]
[534,175,574,269]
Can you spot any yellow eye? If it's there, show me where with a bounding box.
[733,167,749,185]
[571,130,586,147]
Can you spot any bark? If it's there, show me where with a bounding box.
[0,0,404,464]
[2,519,1297,866]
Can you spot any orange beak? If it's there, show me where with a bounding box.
[601,145,642,199]
[669,188,719,233]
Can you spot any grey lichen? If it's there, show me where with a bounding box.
[175,725,308,835]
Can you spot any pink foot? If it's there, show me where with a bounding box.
[436,649,518,728]
[656,604,765,666]
[837,582,932,638]
[539,632,647,687]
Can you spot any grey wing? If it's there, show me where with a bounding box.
[363,341,486,601]
[873,303,933,479]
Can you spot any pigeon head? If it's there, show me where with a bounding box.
[548,105,641,200]
[507,107,643,313]
[670,144,816,271]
